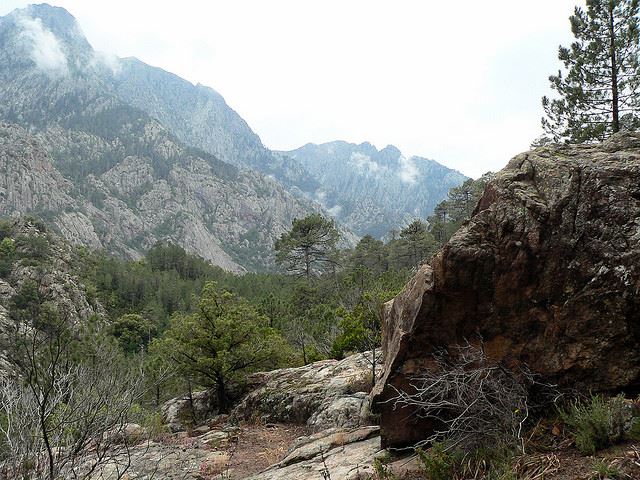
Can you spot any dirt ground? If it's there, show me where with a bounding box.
[226,423,311,478]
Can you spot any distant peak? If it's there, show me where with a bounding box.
[7,3,91,53]
[379,144,401,157]
[26,3,75,19]
[23,3,81,35]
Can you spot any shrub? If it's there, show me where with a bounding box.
[0,237,15,277]
[416,443,461,480]
[0,219,12,241]
[591,459,621,479]
[15,234,50,260]
[417,444,517,480]
[390,342,552,453]
[372,454,397,480]
[559,394,626,455]
[137,409,169,441]
[627,416,640,441]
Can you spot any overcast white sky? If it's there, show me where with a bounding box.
[1,1,585,177]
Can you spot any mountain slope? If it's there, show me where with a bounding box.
[111,58,319,194]
[283,141,467,237]
[0,4,320,271]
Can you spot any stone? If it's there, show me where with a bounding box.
[104,423,146,445]
[0,279,16,306]
[198,430,233,448]
[161,390,216,433]
[192,425,211,435]
[88,440,224,480]
[233,351,380,429]
[247,426,382,480]
[373,132,640,448]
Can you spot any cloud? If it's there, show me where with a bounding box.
[17,14,68,76]
[327,204,342,217]
[314,189,327,203]
[397,155,419,185]
[350,152,381,174]
[91,50,121,75]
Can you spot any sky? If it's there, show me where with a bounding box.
[0,1,586,178]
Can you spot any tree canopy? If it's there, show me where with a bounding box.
[157,282,290,412]
[274,213,340,280]
[542,0,640,142]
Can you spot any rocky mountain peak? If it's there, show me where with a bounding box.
[1,4,95,75]
[284,141,467,237]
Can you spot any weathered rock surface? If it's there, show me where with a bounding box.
[90,440,232,480]
[247,426,383,480]
[373,133,640,448]
[233,352,380,430]
[0,218,105,325]
[161,390,216,433]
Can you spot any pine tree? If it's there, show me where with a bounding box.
[275,214,340,280]
[542,0,640,143]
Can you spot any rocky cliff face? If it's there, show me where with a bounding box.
[0,218,106,375]
[0,5,322,271]
[373,133,640,448]
[0,123,316,272]
[283,141,467,237]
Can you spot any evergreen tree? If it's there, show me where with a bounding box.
[542,0,640,142]
[396,220,437,269]
[274,214,340,280]
[158,282,289,412]
[428,175,491,246]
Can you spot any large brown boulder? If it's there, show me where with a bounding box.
[372,133,640,448]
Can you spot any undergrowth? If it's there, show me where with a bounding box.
[559,394,627,455]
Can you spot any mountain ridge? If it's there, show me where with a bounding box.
[0,4,323,272]
[282,140,468,237]
[0,3,465,266]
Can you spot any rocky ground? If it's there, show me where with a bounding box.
[89,408,640,480]
[90,352,386,480]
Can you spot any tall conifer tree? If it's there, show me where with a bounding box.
[542,0,640,142]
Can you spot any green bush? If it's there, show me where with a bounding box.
[627,414,640,441]
[559,394,626,455]
[416,443,461,480]
[417,443,518,480]
[132,407,169,441]
[0,237,15,277]
[591,459,621,479]
[0,219,12,241]
[15,234,50,260]
[372,453,397,480]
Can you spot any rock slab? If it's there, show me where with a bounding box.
[233,352,379,430]
[373,133,640,448]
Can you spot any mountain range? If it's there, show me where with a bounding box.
[0,3,466,271]
[283,142,466,237]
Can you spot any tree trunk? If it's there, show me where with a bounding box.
[187,380,196,426]
[609,3,620,133]
[216,375,227,413]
